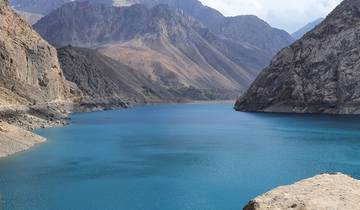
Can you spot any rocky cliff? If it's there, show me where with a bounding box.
[244,173,360,210]
[0,0,77,157]
[235,0,360,114]
[0,0,71,107]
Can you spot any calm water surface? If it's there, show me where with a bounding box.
[1,103,360,210]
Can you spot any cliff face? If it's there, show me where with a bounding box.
[235,0,360,114]
[0,0,71,107]
[244,173,360,210]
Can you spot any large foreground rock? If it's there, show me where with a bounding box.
[235,0,360,114]
[244,173,360,210]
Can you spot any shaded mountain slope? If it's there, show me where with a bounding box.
[58,46,236,107]
[235,0,360,114]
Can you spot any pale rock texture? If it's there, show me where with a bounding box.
[244,173,360,210]
[0,0,71,107]
[0,122,46,158]
[0,0,76,158]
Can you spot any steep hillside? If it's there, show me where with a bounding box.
[292,18,324,40]
[58,46,234,108]
[35,2,260,99]
[235,0,360,114]
[0,0,71,107]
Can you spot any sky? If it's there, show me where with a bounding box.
[199,0,342,33]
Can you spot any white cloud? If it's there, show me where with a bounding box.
[199,0,342,33]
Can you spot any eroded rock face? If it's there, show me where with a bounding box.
[243,173,360,210]
[0,0,70,106]
[235,0,360,114]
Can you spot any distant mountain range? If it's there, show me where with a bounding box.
[12,0,294,61]
[291,18,324,40]
[34,1,284,100]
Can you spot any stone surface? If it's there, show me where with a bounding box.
[0,122,46,158]
[0,0,78,158]
[244,173,360,210]
[235,0,360,114]
[0,0,71,107]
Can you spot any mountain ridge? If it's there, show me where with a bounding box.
[34,2,263,99]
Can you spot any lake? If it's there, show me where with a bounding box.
[1,103,360,210]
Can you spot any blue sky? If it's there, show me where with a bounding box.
[199,0,342,33]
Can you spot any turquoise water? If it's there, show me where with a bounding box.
[1,103,360,210]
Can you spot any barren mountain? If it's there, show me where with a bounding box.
[12,0,293,66]
[35,2,261,98]
[235,0,360,114]
[116,0,294,59]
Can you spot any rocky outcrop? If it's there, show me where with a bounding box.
[0,0,71,107]
[0,0,77,157]
[235,0,360,114]
[244,173,360,210]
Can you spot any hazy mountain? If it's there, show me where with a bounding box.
[235,0,360,114]
[14,10,43,25]
[12,0,293,60]
[291,18,324,40]
[35,2,265,99]
[116,0,294,59]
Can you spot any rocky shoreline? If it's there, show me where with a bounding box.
[0,122,46,158]
[244,173,360,210]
